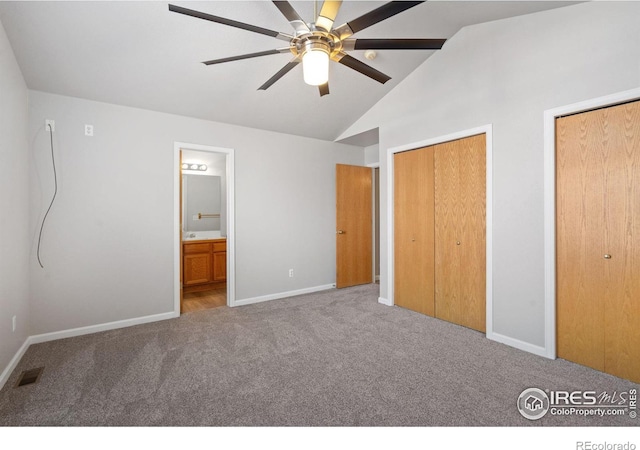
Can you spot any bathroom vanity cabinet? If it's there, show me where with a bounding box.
[183,238,226,288]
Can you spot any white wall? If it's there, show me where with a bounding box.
[0,20,30,379]
[339,2,640,349]
[364,144,380,166]
[28,91,363,335]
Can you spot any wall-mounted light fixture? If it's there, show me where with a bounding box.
[181,163,207,171]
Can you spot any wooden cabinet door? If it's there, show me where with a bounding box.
[213,251,227,281]
[394,147,435,316]
[184,253,212,285]
[557,101,640,383]
[434,134,486,332]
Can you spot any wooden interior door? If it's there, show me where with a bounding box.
[557,100,640,382]
[336,164,372,288]
[434,134,486,332]
[394,147,435,316]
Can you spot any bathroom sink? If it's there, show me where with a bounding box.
[182,230,223,241]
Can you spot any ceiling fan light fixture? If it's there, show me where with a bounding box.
[302,41,330,86]
[168,2,445,96]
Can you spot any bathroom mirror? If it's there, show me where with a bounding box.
[183,174,221,232]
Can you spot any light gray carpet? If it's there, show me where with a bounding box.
[1,284,638,426]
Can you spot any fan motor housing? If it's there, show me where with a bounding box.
[292,32,341,59]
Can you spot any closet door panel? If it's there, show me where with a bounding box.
[434,140,461,324]
[601,102,640,383]
[434,135,485,332]
[556,111,608,372]
[557,100,640,383]
[458,134,486,332]
[394,147,435,316]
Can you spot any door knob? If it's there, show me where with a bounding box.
[456,241,461,246]
[337,230,345,234]
[604,254,612,259]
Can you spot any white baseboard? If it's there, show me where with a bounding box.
[0,310,178,391]
[29,311,179,345]
[378,297,392,306]
[487,331,550,359]
[234,284,335,307]
[0,338,31,391]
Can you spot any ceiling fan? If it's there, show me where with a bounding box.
[168,1,446,97]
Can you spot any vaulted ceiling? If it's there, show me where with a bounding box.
[0,1,579,141]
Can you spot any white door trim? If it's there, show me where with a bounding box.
[174,142,236,312]
[385,125,493,336]
[543,87,640,359]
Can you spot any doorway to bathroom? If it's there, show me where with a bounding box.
[174,142,235,315]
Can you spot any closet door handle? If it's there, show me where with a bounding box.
[604,254,612,259]
[456,241,461,246]
[337,230,345,234]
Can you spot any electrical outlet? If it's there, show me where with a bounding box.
[12,316,16,332]
[45,119,55,132]
[85,124,94,136]
[289,269,294,278]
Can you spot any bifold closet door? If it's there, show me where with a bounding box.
[434,134,486,332]
[394,147,435,316]
[557,100,640,383]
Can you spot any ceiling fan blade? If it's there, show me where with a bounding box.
[272,1,310,35]
[335,53,391,84]
[316,1,342,32]
[168,4,292,42]
[318,82,330,97]
[334,1,424,40]
[258,57,301,91]
[203,48,291,66]
[343,38,446,51]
